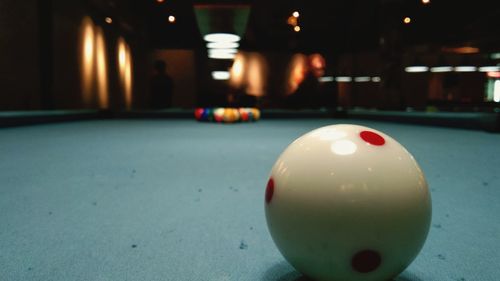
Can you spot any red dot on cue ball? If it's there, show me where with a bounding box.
[265,178,274,204]
[351,249,382,273]
[359,131,385,146]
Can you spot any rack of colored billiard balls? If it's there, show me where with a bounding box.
[194,107,261,123]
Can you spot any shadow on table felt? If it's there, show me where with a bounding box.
[393,272,424,281]
[260,261,310,281]
[261,261,424,281]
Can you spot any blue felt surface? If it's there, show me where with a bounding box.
[1,119,499,281]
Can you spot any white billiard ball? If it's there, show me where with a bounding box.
[265,124,431,281]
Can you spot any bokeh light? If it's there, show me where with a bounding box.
[81,17,95,106]
[95,27,108,109]
[117,37,133,110]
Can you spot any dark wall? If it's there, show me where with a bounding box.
[0,0,41,110]
[52,0,152,110]
[0,0,151,111]
[130,42,152,110]
[52,0,86,109]
[153,50,196,109]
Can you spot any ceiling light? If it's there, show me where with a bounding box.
[354,76,371,82]
[371,76,381,82]
[105,17,112,24]
[454,66,477,72]
[403,17,411,24]
[204,33,240,43]
[212,71,230,80]
[209,48,237,55]
[208,50,236,59]
[294,26,301,32]
[478,66,500,72]
[318,76,334,82]
[491,53,500,59]
[168,15,176,23]
[208,53,235,59]
[292,11,300,18]
[405,66,428,72]
[430,66,453,72]
[335,76,352,82]
[207,42,239,49]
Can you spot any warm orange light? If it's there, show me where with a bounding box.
[83,23,94,68]
[442,46,480,54]
[168,15,176,23]
[286,54,308,95]
[245,53,267,97]
[95,27,108,109]
[105,17,112,24]
[81,17,95,106]
[403,17,411,24]
[156,0,165,3]
[117,37,133,110]
[118,38,127,75]
[310,54,325,69]
[124,49,133,110]
[294,25,301,32]
[287,16,298,26]
[487,71,500,78]
[309,53,326,77]
[421,0,430,4]
[230,53,245,88]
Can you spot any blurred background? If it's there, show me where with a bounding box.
[1,0,500,113]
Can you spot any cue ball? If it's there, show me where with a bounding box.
[265,124,431,281]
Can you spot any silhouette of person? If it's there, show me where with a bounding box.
[284,54,327,109]
[150,60,174,109]
[295,70,321,108]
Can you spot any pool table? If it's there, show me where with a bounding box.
[1,118,499,281]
